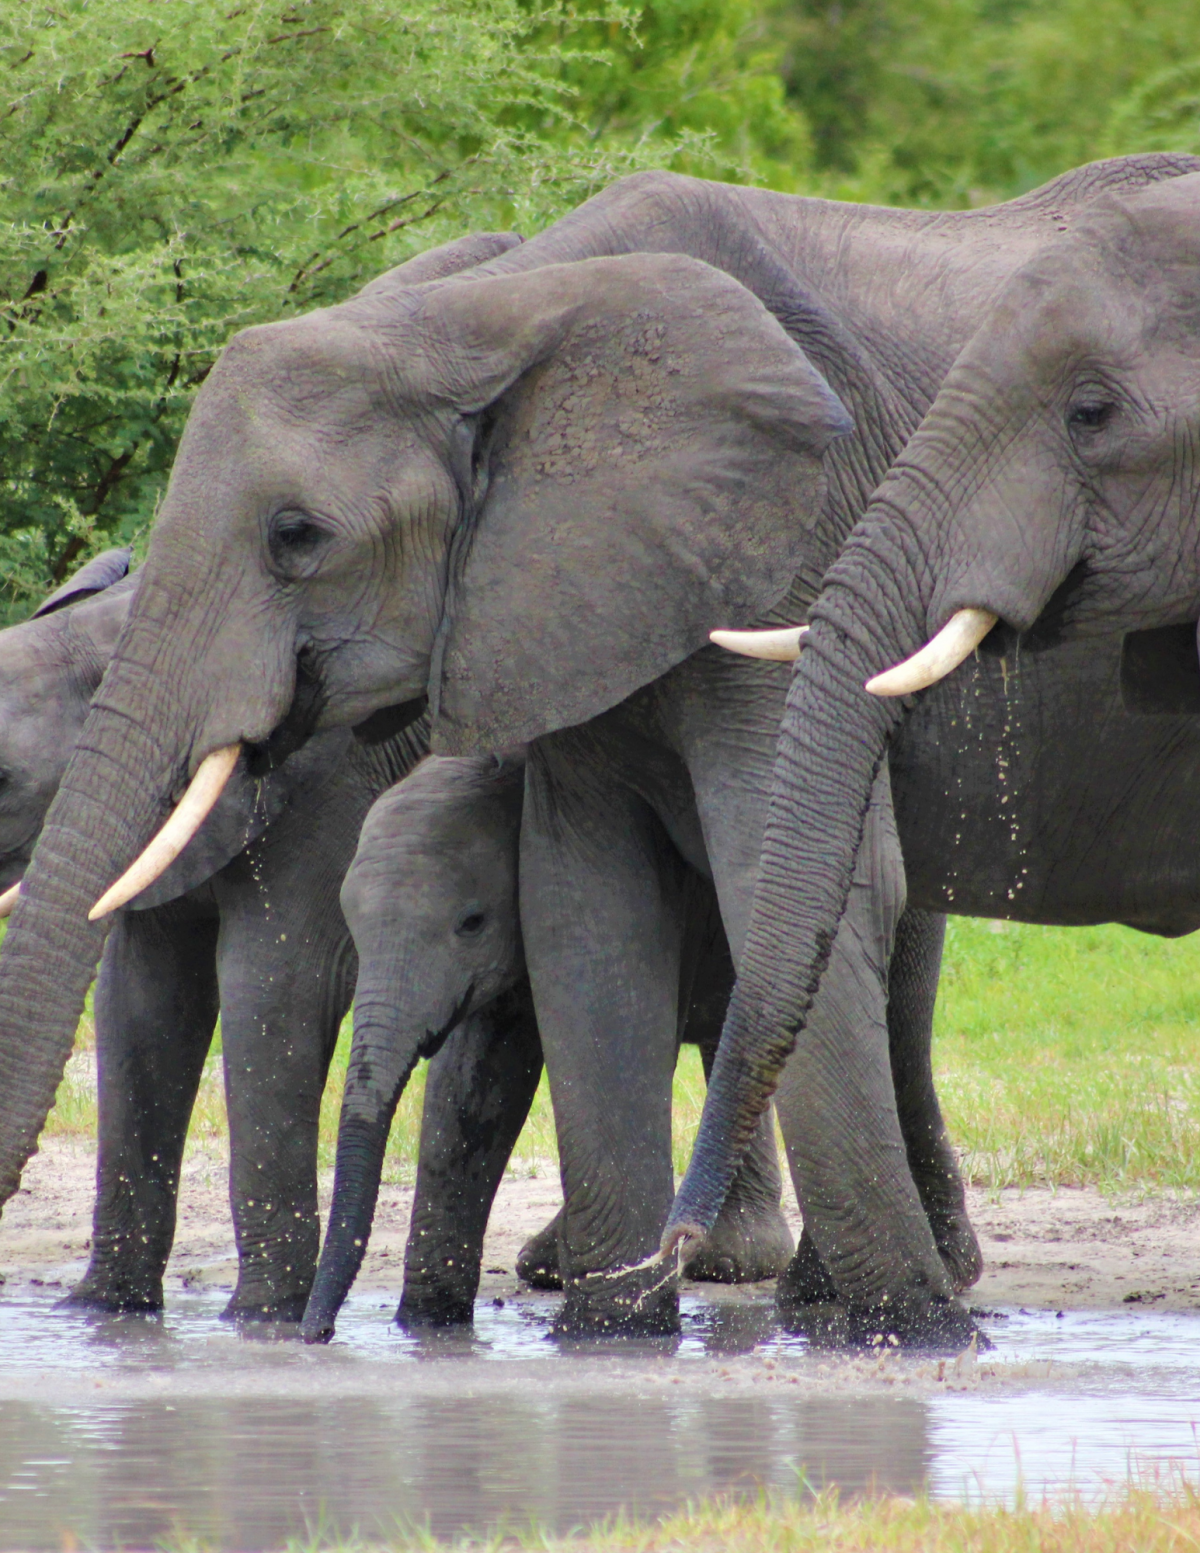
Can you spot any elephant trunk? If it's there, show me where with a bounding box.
[665,514,930,1251]
[0,623,209,1205]
[301,995,424,1343]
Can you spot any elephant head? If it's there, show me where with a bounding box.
[300,751,526,1341]
[0,224,849,1206]
[667,170,1200,1263]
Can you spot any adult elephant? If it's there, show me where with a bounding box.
[0,154,1191,1337]
[668,167,1200,1342]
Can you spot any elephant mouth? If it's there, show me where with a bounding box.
[244,648,328,777]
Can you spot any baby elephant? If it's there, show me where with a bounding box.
[301,752,794,1340]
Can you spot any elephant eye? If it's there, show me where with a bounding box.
[1068,401,1115,432]
[268,511,330,571]
[455,908,487,938]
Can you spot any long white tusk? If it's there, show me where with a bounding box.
[865,608,999,697]
[0,880,21,919]
[88,744,241,921]
[709,625,809,661]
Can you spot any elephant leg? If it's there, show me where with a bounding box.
[522,734,684,1337]
[66,898,220,1312]
[214,851,357,1323]
[398,983,543,1327]
[770,770,969,1343]
[888,907,981,1292]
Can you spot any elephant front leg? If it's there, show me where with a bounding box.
[398,983,543,1327]
[522,737,684,1338]
[66,900,220,1313]
[888,907,981,1292]
[772,773,974,1346]
[216,885,356,1323]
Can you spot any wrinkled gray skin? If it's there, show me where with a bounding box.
[669,166,1200,1345]
[0,556,424,1320]
[300,751,796,1341]
[2,157,1187,1337]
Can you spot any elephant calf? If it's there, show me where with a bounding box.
[300,753,980,1341]
[300,750,795,1340]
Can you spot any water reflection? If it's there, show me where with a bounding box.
[0,1391,933,1549]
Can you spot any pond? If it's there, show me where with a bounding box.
[0,1291,1198,1548]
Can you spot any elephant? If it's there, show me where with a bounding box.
[667,164,1200,1344]
[0,553,428,1319]
[299,748,794,1341]
[1,153,1191,1338]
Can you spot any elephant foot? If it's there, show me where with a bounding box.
[221,1291,310,1324]
[553,1263,679,1338]
[685,1201,793,1284]
[516,1213,564,1290]
[930,1207,984,1293]
[775,1227,839,1310]
[395,1289,475,1329]
[62,1268,163,1314]
[782,1293,985,1354]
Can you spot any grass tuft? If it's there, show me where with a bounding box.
[155,1481,1200,1552]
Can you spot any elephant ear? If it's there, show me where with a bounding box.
[421,254,851,754]
[33,548,132,618]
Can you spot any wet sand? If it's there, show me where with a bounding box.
[3,1135,1200,1314]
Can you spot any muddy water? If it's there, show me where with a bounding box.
[1,1293,1199,1549]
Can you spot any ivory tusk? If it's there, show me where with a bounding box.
[88,744,241,921]
[865,608,999,697]
[709,624,809,661]
[0,880,21,919]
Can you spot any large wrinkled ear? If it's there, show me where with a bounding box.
[33,548,132,618]
[357,232,522,298]
[422,254,851,754]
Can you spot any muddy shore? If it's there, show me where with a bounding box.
[3,1135,1199,1315]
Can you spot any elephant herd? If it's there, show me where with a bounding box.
[3,152,1200,1348]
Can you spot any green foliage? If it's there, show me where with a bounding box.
[775,0,1200,207]
[0,0,807,618]
[532,1,811,187]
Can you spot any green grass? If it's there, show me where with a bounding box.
[933,919,1200,1192]
[39,917,1200,1194]
[156,1480,1200,1553]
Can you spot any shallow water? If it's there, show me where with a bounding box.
[1,1292,1199,1548]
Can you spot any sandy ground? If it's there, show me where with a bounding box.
[4,1135,1200,1315]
